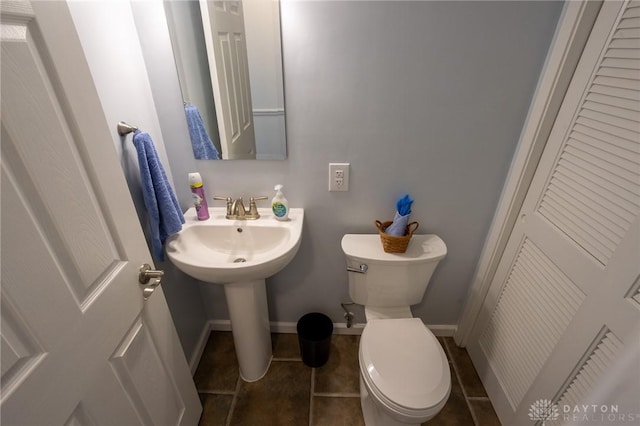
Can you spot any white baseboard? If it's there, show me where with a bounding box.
[427,324,458,337]
[189,319,457,373]
[268,321,366,335]
[189,322,214,375]
[208,319,233,332]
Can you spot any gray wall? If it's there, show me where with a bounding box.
[72,1,209,361]
[160,1,564,327]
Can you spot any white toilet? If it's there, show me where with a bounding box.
[341,234,450,425]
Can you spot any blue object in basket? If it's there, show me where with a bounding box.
[385,194,413,236]
[397,194,413,216]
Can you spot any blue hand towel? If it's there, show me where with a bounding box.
[132,130,185,261]
[396,194,413,216]
[185,104,220,160]
[385,194,414,236]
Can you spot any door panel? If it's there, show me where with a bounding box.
[0,1,200,424]
[467,1,640,423]
[109,317,185,425]
[478,237,587,409]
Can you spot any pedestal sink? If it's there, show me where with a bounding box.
[166,207,304,381]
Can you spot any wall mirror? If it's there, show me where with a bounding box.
[164,0,286,160]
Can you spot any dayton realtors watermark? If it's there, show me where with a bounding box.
[529,400,640,425]
[562,404,639,424]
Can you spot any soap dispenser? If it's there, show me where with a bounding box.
[271,184,289,221]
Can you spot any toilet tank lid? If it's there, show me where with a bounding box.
[341,234,446,264]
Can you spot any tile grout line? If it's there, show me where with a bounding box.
[313,392,361,398]
[198,389,235,395]
[444,339,480,426]
[308,368,315,426]
[225,376,242,426]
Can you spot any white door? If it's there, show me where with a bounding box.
[200,0,256,159]
[0,1,201,425]
[467,1,640,424]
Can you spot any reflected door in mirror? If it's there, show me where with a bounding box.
[164,0,287,160]
[200,0,256,159]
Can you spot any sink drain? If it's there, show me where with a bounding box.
[233,258,247,263]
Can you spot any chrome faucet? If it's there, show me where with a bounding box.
[213,196,268,220]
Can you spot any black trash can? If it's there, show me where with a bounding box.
[297,312,333,368]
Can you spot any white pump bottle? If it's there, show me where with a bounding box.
[271,184,289,221]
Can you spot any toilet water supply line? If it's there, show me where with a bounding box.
[341,302,355,328]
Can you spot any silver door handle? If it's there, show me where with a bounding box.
[139,264,164,284]
[139,264,162,300]
[347,264,368,274]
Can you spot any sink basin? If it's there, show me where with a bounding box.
[165,207,304,382]
[166,207,303,283]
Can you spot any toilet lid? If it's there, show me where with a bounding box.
[360,318,450,412]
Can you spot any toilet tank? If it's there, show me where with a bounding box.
[341,234,446,307]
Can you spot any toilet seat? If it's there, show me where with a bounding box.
[359,318,451,420]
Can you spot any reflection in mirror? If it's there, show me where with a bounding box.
[164,0,287,160]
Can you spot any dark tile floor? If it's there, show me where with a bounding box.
[195,332,501,425]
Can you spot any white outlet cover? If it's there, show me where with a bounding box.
[329,163,350,191]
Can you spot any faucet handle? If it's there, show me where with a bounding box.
[213,196,232,202]
[213,196,233,216]
[248,196,268,217]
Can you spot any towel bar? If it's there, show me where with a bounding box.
[117,121,138,136]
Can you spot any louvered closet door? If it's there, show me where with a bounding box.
[467,1,640,424]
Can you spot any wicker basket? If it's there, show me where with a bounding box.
[375,220,419,253]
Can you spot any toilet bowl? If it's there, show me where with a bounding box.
[359,318,450,425]
[341,234,450,425]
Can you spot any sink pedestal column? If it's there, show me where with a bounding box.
[224,279,272,382]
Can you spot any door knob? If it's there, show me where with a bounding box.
[139,264,164,284]
[139,264,163,300]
